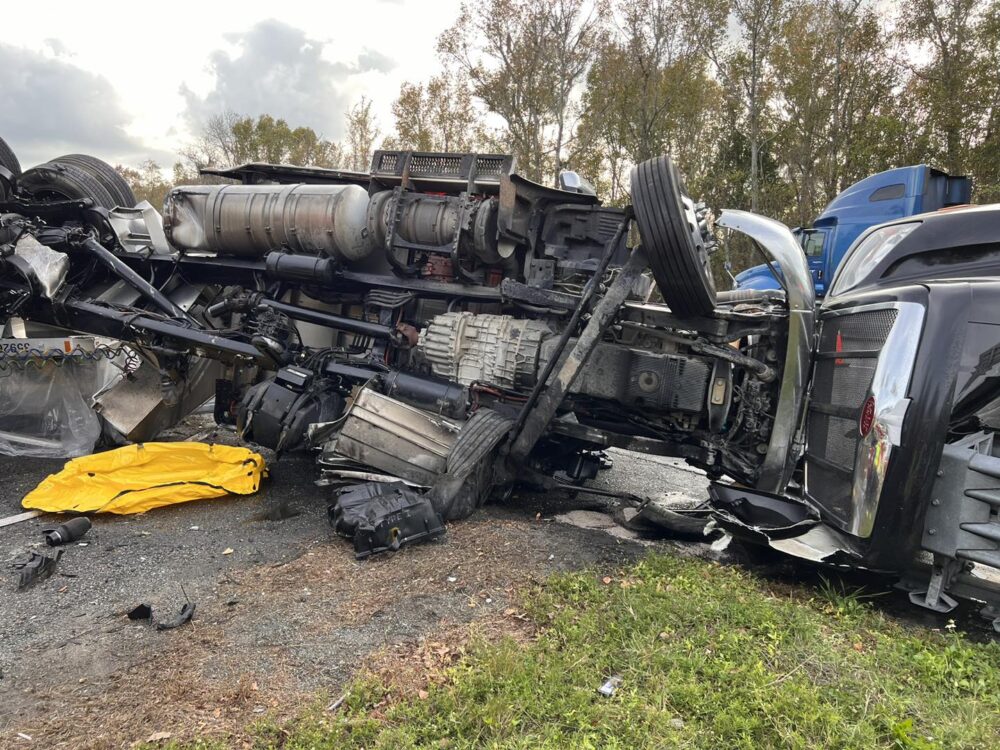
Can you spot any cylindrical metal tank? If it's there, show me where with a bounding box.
[163,183,375,261]
[366,190,461,250]
[366,191,501,261]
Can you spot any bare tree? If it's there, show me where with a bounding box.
[731,0,787,213]
[385,72,486,152]
[546,0,605,182]
[438,0,604,183]
[180,110,244,169]
[345,97,380,172]
[678,0,787,212]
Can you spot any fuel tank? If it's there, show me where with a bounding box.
[163,183,375,262]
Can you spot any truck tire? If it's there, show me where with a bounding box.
[48,154,135,208]
[18,162,118,211]
[0,135,21,176]
[631,156,716,317]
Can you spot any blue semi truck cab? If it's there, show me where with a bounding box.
[733,165,972,295]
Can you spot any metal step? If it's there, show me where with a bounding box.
[969,452,1000,479]
[957,548,1000,568]
[964,488,1000,507]
[959,522,1000,543]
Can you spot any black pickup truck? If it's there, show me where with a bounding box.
[0,137,998,626]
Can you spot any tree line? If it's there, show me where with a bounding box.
[119,0,1000,273]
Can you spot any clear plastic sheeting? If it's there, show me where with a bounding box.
[0,336,124,458]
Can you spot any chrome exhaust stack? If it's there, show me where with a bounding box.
[716,209,815,492]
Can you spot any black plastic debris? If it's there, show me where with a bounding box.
[329,481,395,535]
[43,517,92,546]
[330,482,446,559]
[127,595,195,629]
[127,603,153,621]
[12,550,62,590]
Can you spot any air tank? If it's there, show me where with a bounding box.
[163,183,375,262]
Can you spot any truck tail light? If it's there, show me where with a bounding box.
[859,396,875,437]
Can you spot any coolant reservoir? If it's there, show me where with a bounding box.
[163,183,375,262]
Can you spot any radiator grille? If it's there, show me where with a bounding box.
[818,309,896,351]
[812,357,878,408]
[806,309,898,527]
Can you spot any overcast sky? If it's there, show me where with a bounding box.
[0,0,464,169]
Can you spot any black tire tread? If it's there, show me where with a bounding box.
[19,162,118,211]
[49,154,135,207]
[631,156,715,317]
[0,136,21,176]
[447,409,512,478]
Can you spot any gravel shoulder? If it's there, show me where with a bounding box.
[0,420,707,749]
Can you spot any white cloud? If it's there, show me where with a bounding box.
[0,1,463,168]
[180,20,397,141]
[0,43,150,168]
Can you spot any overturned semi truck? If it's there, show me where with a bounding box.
[1,139,1000,626]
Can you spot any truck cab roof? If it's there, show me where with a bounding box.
[815,165,968,227]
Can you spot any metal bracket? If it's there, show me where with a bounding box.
[383,187,421,277]
[508,215,641,463]
[909,556,961,613]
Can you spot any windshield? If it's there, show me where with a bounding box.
[829,222,920,295]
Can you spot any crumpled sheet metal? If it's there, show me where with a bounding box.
[21,442,265,514]
[14,235,68,299]
[708,482,862,566]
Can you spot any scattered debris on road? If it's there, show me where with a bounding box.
[41,516,91,546]
[126,597,196,630]
[127,603,153,621]
[12,549,62,590]
[155,602,196,631]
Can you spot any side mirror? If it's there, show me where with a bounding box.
[558,170,597,196]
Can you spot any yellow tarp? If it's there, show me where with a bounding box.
[22,442,266,514]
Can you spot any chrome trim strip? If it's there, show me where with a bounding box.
[847,301,925,537]
[717,210,815,491]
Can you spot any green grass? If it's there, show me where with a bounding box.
[165,554,1000,750]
